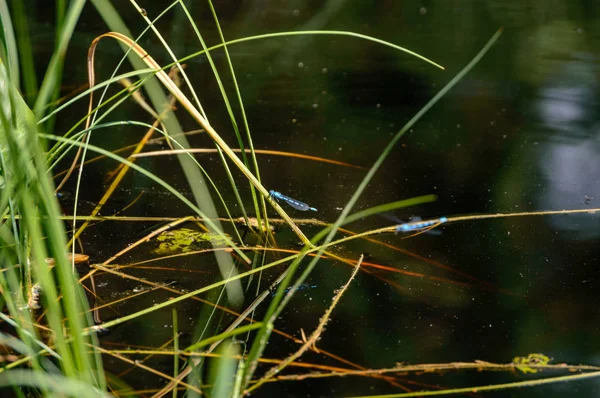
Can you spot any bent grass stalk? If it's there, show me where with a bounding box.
[84,31,312,247]
[0,61,105,393]
[86,1,249,310]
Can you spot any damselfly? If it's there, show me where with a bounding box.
[395,216,447,233]
[269,190,317,212]
[383,215,442,236]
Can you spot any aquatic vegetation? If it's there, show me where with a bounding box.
[154,228,230,254]
[513,353,552,374]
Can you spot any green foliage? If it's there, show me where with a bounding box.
[0,2,105,395]
[154,228,230,254]
[0,59,36,187]
[513,353,552,374]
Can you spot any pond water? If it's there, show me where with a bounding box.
[43,1,600,397]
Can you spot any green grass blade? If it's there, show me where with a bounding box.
[140,1,254,228]
[8,0,38,104]
[0,58,105,391]
[207,0,266,229]
[177,29,444,71]
[208,340,240,398]
[33,0,86,120]
[0,370,110,397]
[186,323,262,352]
[0,0,19,87]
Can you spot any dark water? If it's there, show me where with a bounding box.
[43,1,600,396]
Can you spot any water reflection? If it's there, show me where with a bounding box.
[539,136,600,239]
[532,52,600,239]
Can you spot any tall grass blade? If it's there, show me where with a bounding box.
[0,58,105,392]
[0,0,19,86]
[0,370,110,398]
[33,0,86,120]
[208,340,240,398]
[7,0,38,104]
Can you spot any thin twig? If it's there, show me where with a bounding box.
[246,254,364,393]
